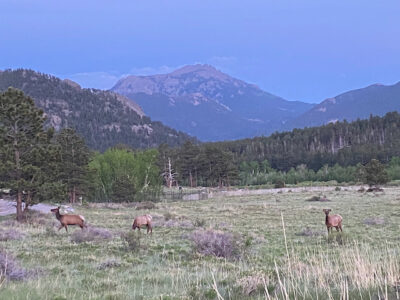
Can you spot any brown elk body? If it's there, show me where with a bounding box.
[323,209,343,234]
[132,214,152,234]
[50,206,86,232]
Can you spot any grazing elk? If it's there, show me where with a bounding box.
[323,209,343,234]
[132,214,152,234]
[50,206,86,232]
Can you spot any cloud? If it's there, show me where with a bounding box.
[60,71,123,90]
[128,65,178,76]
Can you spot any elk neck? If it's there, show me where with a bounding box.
[55,210,63,221]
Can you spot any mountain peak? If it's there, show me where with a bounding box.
[170,64,231,82]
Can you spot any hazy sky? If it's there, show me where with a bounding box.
[1,0,400,103]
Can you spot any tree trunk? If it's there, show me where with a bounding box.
[16,190,23,221]
[23,191,31,212]
[72,186,76,204]
[189,171,193,188]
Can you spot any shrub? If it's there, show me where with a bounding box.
[0,228,24,241]
[335,186,341,191]
[306,196,330,202]
[71,227,113,243]
[364,217,385,225]
[97,259,121,270]
[163,212,175,221]
[189,229,241,259]
[193,218,206,227]
[0,250,29,281]
[296,227,324,237]
[136,201,156,210]
[237,272,269,296]
[121,231,141,251]
[274,180,285,188]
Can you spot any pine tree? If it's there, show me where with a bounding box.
[0,88,49,220]
[362,159,389,187]
[55,128,91,203]
[111,174,136,202]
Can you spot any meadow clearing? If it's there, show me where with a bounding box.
[1,186,400,300]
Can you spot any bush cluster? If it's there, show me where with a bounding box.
[70,227,113,243]
[189,229,241,259]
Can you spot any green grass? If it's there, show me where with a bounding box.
[1,187,400,299]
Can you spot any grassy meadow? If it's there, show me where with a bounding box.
[1,187,400,299]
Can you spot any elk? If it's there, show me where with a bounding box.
[323,209,343,234]
[50,206,86,232]
[132,214,152,234]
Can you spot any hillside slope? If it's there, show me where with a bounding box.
[287,81,400,129]
[0,69,196,151]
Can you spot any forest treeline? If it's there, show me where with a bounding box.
[159,112,400,186]
[1,88,399,221]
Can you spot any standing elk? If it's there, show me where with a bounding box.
[132,214,153,234]
[323,209,343,234]
[51,206,86,232]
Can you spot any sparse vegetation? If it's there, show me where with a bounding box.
[1,187,400,299]
[0,250,29,281]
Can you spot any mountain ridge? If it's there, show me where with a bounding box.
[0,69,196,151]
[286,80,400,129]
[112,64,314,141]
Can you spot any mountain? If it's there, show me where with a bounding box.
[286,81,400,129]
[112,64,313,141]
[0,69,196,151]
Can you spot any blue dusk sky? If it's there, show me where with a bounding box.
[1,0,400,103]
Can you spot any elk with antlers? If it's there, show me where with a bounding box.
[51,206,86,232]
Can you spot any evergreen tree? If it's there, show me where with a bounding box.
[362,159,389,187]
[111,174,136,202]
[0,88,49,220]
[55,128,91,203]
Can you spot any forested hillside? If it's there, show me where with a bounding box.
[286,81,400,129]
[0,69,196,151]
[217,112,400,170]
[162,112,400,187]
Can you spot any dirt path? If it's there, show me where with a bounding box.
[0,199,55,216]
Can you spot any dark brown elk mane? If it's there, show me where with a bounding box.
[50,206,86,232]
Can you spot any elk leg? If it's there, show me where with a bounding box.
[335,226,339,232]
[64,225,68,233]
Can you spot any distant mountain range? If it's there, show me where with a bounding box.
[0,69,196,151]
[2,66,400,150]
[285,82,400,129]
[113,64,400,141]
[112,65,313,141]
